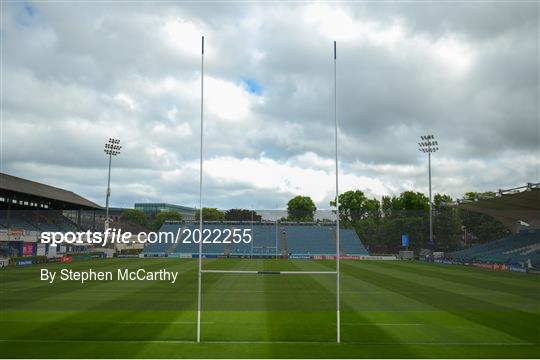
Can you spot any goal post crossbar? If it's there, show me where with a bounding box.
[200,270,337,275]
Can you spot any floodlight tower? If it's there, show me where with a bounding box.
[104,138,121,230]
[418,135,438,247]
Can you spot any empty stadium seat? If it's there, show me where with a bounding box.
[449,230,540,267]
[145,222,370,258]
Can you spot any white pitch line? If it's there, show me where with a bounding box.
[201,270,337,274]
[119,321,214,325]
[0,339,533,346]
[342,323,424,326]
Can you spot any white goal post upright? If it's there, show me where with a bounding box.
[334,40,341,344]
[197,35,204,344]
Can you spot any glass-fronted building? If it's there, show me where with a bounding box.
[134,203,196,220]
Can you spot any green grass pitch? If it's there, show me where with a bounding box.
[1,258,539,358]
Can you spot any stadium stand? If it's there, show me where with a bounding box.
[147,222,369,258]
[340,228,369,255]
[449,229,540,267]
[284,225,336,256]
[0,172,101,258]
[456,183,540,233]
[451,183,540,268]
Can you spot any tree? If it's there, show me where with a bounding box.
[354,217,381,252]
[120,209,149,227]
[151,211,183,231]
[287,196,317,221]
[381,195,395,217]
[374,191,430,251]
[330,190,380,226]
[432,194,462,250]
[195,208,226,221]
[394,191,429,212]
[224,209,262,222]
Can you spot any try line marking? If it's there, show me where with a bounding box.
[343,323,424,326]
[0,339,533,346]
[200,270,337,275]
[119,321,214,325]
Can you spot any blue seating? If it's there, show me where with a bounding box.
[284,225,369,256]
[0,211,76,232]
[146,222,370,258]
[285,225,335,255]
[340,229,369,255]
[449,229,540,267]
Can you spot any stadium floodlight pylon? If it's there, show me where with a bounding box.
[418,135,439,249]
[103,138,121,230]
[195,39,341,344]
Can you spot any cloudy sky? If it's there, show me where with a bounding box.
[1,1,539,210]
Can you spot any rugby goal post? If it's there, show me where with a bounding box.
[195,37,341,343]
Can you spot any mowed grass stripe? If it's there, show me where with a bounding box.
[395,261,539,286]
[313,260,536,344]
[340,261,539,344]
[0,258,157,309]
[194,258,271,344]
[301,260,451,346]
[370,261,540,301]
[293,260,436,351]
[352,261,539,313]
[1,339,539,359]
[1,259,538,358]
[263,260,337,347]
[1,259,199,345]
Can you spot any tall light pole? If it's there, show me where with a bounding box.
[104,138,121,230]
[418,135,438,247]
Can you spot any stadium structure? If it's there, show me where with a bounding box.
[143,221,369,258]
[447,183,540,269]
[0,172,101,258]
[1,171,539,269]
[135,203,197,220]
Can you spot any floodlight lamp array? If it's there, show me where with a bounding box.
[104,138,122,156]
[418,134,439,153]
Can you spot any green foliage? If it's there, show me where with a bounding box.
[120,209,149,227]
[330,190,380,226]
[286,196,317,221]
[433,194,462,250]
[381,191,428,218]
[195,208,226,221]
[354,192,462,253]
[394,191,430,212]
[225,209,262,221]
[150,211,183,231]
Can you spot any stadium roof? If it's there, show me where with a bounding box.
[0,172,102,210]
[454,183,540,232]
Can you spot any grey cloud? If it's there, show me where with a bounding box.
[2,1,538,208]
